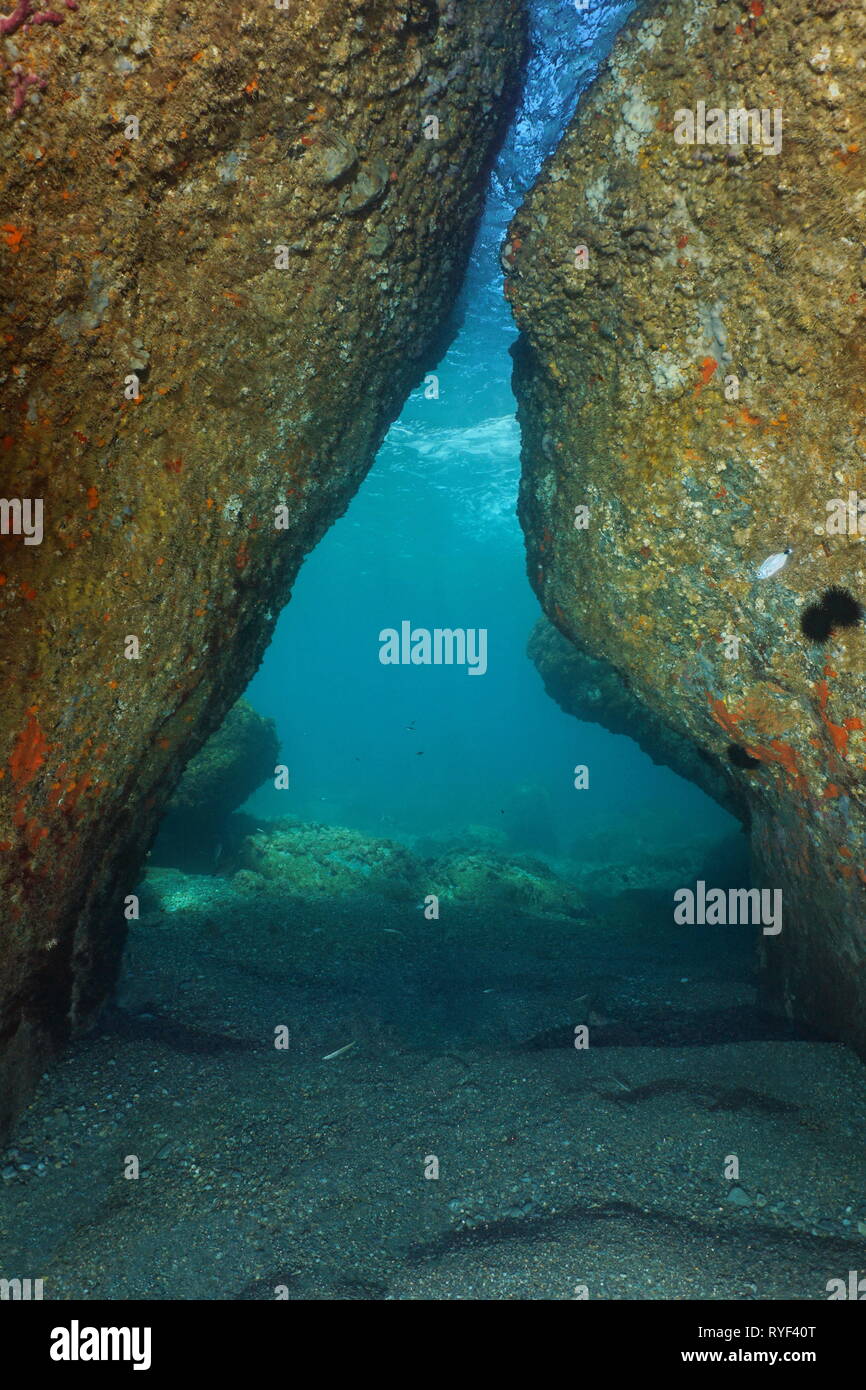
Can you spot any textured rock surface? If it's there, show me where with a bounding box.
[434,848,588,918]
[230,818,586,918]
[235,820,423,902]
[0,0,524,1137]
[529,617,748,824]
[508,1,866,1049]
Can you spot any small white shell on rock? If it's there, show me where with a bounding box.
[755,547,792,580]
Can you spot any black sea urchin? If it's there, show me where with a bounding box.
[800,587,863,643]
[800,603,834,644]
[820,586,863,630]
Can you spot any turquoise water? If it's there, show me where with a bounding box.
[245,0,733,856]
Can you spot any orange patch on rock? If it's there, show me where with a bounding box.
[829,724,851,754]
[10,708,49,789]
[694,357,718,395]
[745,739,806,790]
[708,695,739,736]
[2,224,25,252]
[60,772,101,813]
[814,677,853,755]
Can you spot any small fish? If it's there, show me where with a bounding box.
[755,547,792,579]
[322,1040,357,1061]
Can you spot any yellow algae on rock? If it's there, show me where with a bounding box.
[510,0,866,1052]
[0,0,525,1138]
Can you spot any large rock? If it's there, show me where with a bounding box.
[0,0,524,1137]
[235,820,423,903]
[508,1,866,1049]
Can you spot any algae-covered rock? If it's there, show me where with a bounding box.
[236,821,424,903]
[435,849,587,919]
[508,0,866,1050]
[0,0,525,1137]
[232,818,588,919]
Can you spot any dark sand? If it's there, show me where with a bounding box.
[2,866,865,1300]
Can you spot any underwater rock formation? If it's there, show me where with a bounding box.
[529,617,748,825]
[229,818,586,919]
[235,820,423,903]
[434,848,587,918]
[152,698,278,870]
[0,0,525,1137]
[508,1,866,1050]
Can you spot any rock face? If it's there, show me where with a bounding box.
[528,617,748,824]
[508,1,866,1050]
[0,0,524,1137]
